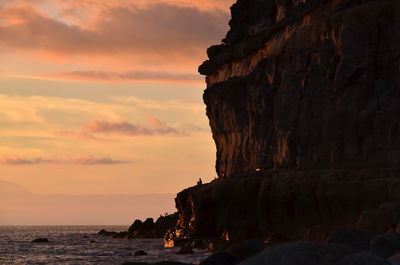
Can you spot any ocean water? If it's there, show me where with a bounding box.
[0,226,209,265]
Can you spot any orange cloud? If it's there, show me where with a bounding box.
[0,155,130,165]
[45,70,203,83]
[55,118,181,141]
[0,4,228,57]
[54,131,101,141]
[83,119,179,136]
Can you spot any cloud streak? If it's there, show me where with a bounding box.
[46,70,203,83]
[0,155,131,166]
[55,117,181,141]
[0,4,228,58]
[83,118,179,136]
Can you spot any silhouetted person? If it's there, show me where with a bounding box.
[197,178,202,185]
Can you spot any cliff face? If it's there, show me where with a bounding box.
[175,0,400,241]
[200,0,400,178]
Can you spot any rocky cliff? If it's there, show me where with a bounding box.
[176,0,400,242]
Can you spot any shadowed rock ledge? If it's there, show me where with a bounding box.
[175,0,400,243]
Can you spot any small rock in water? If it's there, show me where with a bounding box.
[98,229,118,236]
[177,246,194,255]
[31,238,49,243]
[122,262,151,265]
[134,250,147,256]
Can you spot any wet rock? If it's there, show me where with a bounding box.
[98,229,117,237]
[370,232,400,259]
[176,246,193,255]
[206,239,229,252]
[134,250,147,256]
[226,239,267,263]
[122,262,151,265]
[237,242,355,265]
[113,231,128,239]
[153,261,192,265]
[357,203,400,233]
[306,224,336,243]
[128,220,143,238]
[199,251,236,265]
[127,218,157,238]
[389,253,400,265]
[326,228,378,251]
[155,213,178,237]
[337,251,390,265]
[192,239,206,249]
[81,235,89,239]
[31,238,49,243]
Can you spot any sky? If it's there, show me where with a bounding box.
[0,0,234,224]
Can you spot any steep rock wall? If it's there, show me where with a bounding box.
[200,0,400,178]
[175,0,400,241]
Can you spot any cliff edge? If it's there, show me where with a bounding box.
[176,0,400,242]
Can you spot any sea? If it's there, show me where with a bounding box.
[0,226,210,265]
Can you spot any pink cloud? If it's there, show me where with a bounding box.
[55,131,101,141]
[45,70,203,83]
[0,155,130,166]
[83,119,179,136]
[0,4,228,58]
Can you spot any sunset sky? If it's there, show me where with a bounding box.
[0,0,234,209]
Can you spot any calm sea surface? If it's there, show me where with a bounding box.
[0,226,209,265]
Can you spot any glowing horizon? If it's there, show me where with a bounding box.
[0,0,235,211]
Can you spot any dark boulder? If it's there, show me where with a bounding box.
[128,220,143,238]
[206,239,229,252]
[134,250,147,256]
[122,261,191,265]
[237,242,355,265]
[199,251,236,265]
[128,218,157,238]
[326,228,378,251]
[122,263,150,265]
[337,251,390,265]
[225,239,267,263]
[370,232,400,259]
[155,213,178,237]
[98,229,118,237]
[357,202,400,233]
[121,263,150,265]
[31,238,49,243]
[389,253,400,265]
[113,231,128,239]
[176,246,194,255]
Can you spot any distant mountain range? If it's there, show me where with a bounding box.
[0,179,175,225]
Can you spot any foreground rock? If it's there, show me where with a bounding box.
[128,214,178,239]
[337,251,390,265]
[237,242,354,265]
[98,213,178,241]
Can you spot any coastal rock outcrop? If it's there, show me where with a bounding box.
[176,0,400,242]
